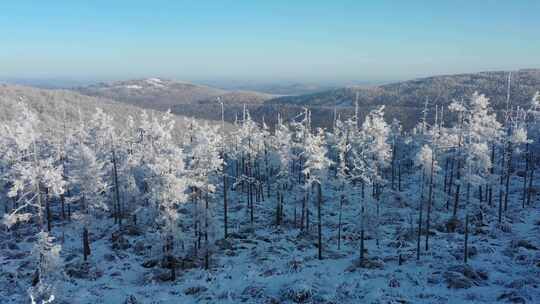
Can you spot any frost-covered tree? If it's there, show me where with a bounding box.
[523,92,540,207]
[448,93,502,219]
[389,118,403,190]
[357,106,391,249]
[66,135,108,260]
[2,103,65,230]
[232,108,265,224]
[185,119,223,269]
[272,114,294,227]
[28,232,63,304]
[140,110,188,279]
[290,108,314,231]
[302,126,332,260]
[332,116,353,249]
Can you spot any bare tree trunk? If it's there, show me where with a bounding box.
[452,158,462,217]
[337,194,344,250]
[478,185,483,202]
[527,158,535,206]
[112,148,122,227]
[60,193,66,221]
[306,192,310,232]
[223,170,228,239]
[498,144,506,223]
[504,142,513,212]
[360,205,365,264]
[398,162,402,192]
[523,142,529,208]
[300,193,306,231]
[376,192,380,247]
[280,191,284,226]
[294,193,298,228]
[443,157,449,193]
[417,169,425,260]
[276,192,281,227]
[45,188,52,232]
[489,142,495,206]
[250,179,254,221]
[447,155,455,210]
[391,141,396,190]
[464,213,469,264]
[204,192,209,270]
[317,182,322,260]
[83,227,90,261]
[425,154,435,251]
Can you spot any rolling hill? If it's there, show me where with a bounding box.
[77,78,274,111]
[267,69,540,110]
[0,84,230,139]
[73,70,540,130]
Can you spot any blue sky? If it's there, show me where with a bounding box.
[1,0,539,83]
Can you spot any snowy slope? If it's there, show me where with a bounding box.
[1,164,538,303]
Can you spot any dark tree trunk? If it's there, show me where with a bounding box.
[447,156,455,210]
[45,189,52,232]
[317,182,322,260]
[488,142,496,207]
[360,207,365,264]
[452,158,462,217]
[83,227,91,261]
[112,148,122,227]
[294,195,298,228]
[391,141,396,190]
[223,171,228,239]
[504,142,513,212]
[306,192,310,232]
[443,157,449,193]
[498,144,506,223]
[425,155,435,251]
[527,162,535,206]
[171,258,176,281]
[523,142,529,208]
[478,185,483,202]
[280,191,284,225]
[300,193,306,231]
[337,194,344,250]
[60,193,66,221]
[204,192,209,270]
[276,192,281,227]
[464,213,469,264]
[249,181,254,225]
[398,162,402,192]
[417,169,425,260]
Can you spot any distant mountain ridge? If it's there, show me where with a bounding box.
[72,70,540,130]
[77,78,275,111]
[267,69,540,110]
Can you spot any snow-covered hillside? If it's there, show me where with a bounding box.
[77,78,274,111]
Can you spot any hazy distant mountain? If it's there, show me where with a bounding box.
[225,83,336,96]
[268,69,540,110]
[196,90,275,105]
[0,78,97,89]
[77,78,275,111]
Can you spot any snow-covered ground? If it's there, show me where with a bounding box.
[1,170,539,304]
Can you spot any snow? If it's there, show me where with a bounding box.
[145,78,165,88]
[1,172,538,303]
